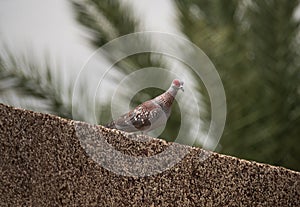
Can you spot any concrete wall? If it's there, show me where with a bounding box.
[0,103,299,206]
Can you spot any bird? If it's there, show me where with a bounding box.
[106,79,184,133]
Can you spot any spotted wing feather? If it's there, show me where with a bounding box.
[106,100,163,132]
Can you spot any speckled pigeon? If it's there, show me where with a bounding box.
[106,79,184,133]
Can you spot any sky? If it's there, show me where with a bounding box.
[0,0,101,79]
[0,0,177,80]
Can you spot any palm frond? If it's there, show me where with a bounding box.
[175,0,300,170]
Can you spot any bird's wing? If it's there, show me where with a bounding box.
[106,100,164,132]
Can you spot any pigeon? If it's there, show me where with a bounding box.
[106,79,184,133]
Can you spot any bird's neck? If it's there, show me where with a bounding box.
[154,86,178,109]
[167,86,179,97]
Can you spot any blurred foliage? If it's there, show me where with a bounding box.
[175,0,300,171]
[0,49,74,119]
[73,0,136,46]
[0,47,104,122]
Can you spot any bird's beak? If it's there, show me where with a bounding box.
[180,86,184,92]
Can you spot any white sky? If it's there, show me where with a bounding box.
[0,0,101,80]
[0,0,176,79]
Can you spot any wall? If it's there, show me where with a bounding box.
[0,103,299,206]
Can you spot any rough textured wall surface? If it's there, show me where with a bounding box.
[0,103,299,206]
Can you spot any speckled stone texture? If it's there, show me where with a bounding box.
[0,103,299,206]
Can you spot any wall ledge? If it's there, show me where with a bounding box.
[0,103,299,206]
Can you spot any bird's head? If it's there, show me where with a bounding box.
[171,79,184,92]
